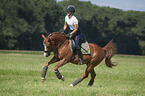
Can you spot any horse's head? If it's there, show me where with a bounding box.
[42,32,67,57]
[42,34,52,57]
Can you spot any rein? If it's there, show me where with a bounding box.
[53,38,67,50]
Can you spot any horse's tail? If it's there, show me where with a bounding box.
[103,39,117,68]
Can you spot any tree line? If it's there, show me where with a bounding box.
[0,0,145,55]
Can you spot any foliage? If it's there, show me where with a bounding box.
[0,0,145,55]
[0,0,62,50]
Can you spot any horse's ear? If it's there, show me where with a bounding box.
[41,34,45,39]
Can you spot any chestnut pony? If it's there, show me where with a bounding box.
[41,32,117,87]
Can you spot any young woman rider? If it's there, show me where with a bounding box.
[63,5,83,65]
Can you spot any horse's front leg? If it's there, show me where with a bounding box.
[54,59,68,81]
[41,56,59,82]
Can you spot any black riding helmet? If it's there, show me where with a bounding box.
[66,5,75,13]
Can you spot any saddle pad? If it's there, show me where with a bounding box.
[69,40,91,55]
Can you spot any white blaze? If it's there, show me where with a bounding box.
[44,45,47,57]
[44,45,47,51]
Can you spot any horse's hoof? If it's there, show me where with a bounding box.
[61,76,65,81]
[41,79,45,82]
[70,84,74,87]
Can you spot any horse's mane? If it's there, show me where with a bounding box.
[48,32,66,37]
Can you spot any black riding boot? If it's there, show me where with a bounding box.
[71,49,76,60]
[76,49,83,65]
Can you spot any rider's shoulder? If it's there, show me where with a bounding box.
[72,15,78,20]
[65,15,69,19]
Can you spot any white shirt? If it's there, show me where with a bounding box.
[65,15,79,30]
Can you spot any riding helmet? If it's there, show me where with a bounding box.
[66,5,75,13]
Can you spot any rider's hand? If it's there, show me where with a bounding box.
[66,33,70,38]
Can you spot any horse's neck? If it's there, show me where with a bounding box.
[52,35,66,46]
[52,35,70,57]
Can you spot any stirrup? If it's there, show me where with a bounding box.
[71,55,76,60]
[78,59,83,65]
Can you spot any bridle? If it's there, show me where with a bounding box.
[43,36,52,53]
[43,36,67,52]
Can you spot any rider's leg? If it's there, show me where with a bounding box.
[75,34,83,65]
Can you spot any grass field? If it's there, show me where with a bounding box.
[0,50,145,96]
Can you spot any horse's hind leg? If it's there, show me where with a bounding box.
[70,65,92,87]
[88,68,96,86]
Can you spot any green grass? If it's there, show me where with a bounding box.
[0,51,145,96]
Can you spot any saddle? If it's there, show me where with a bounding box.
[69,39,91,55]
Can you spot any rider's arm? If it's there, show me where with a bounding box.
[70,24,78,35]
[63,22,67,31]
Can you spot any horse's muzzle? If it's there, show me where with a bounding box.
[44,51,50,57]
